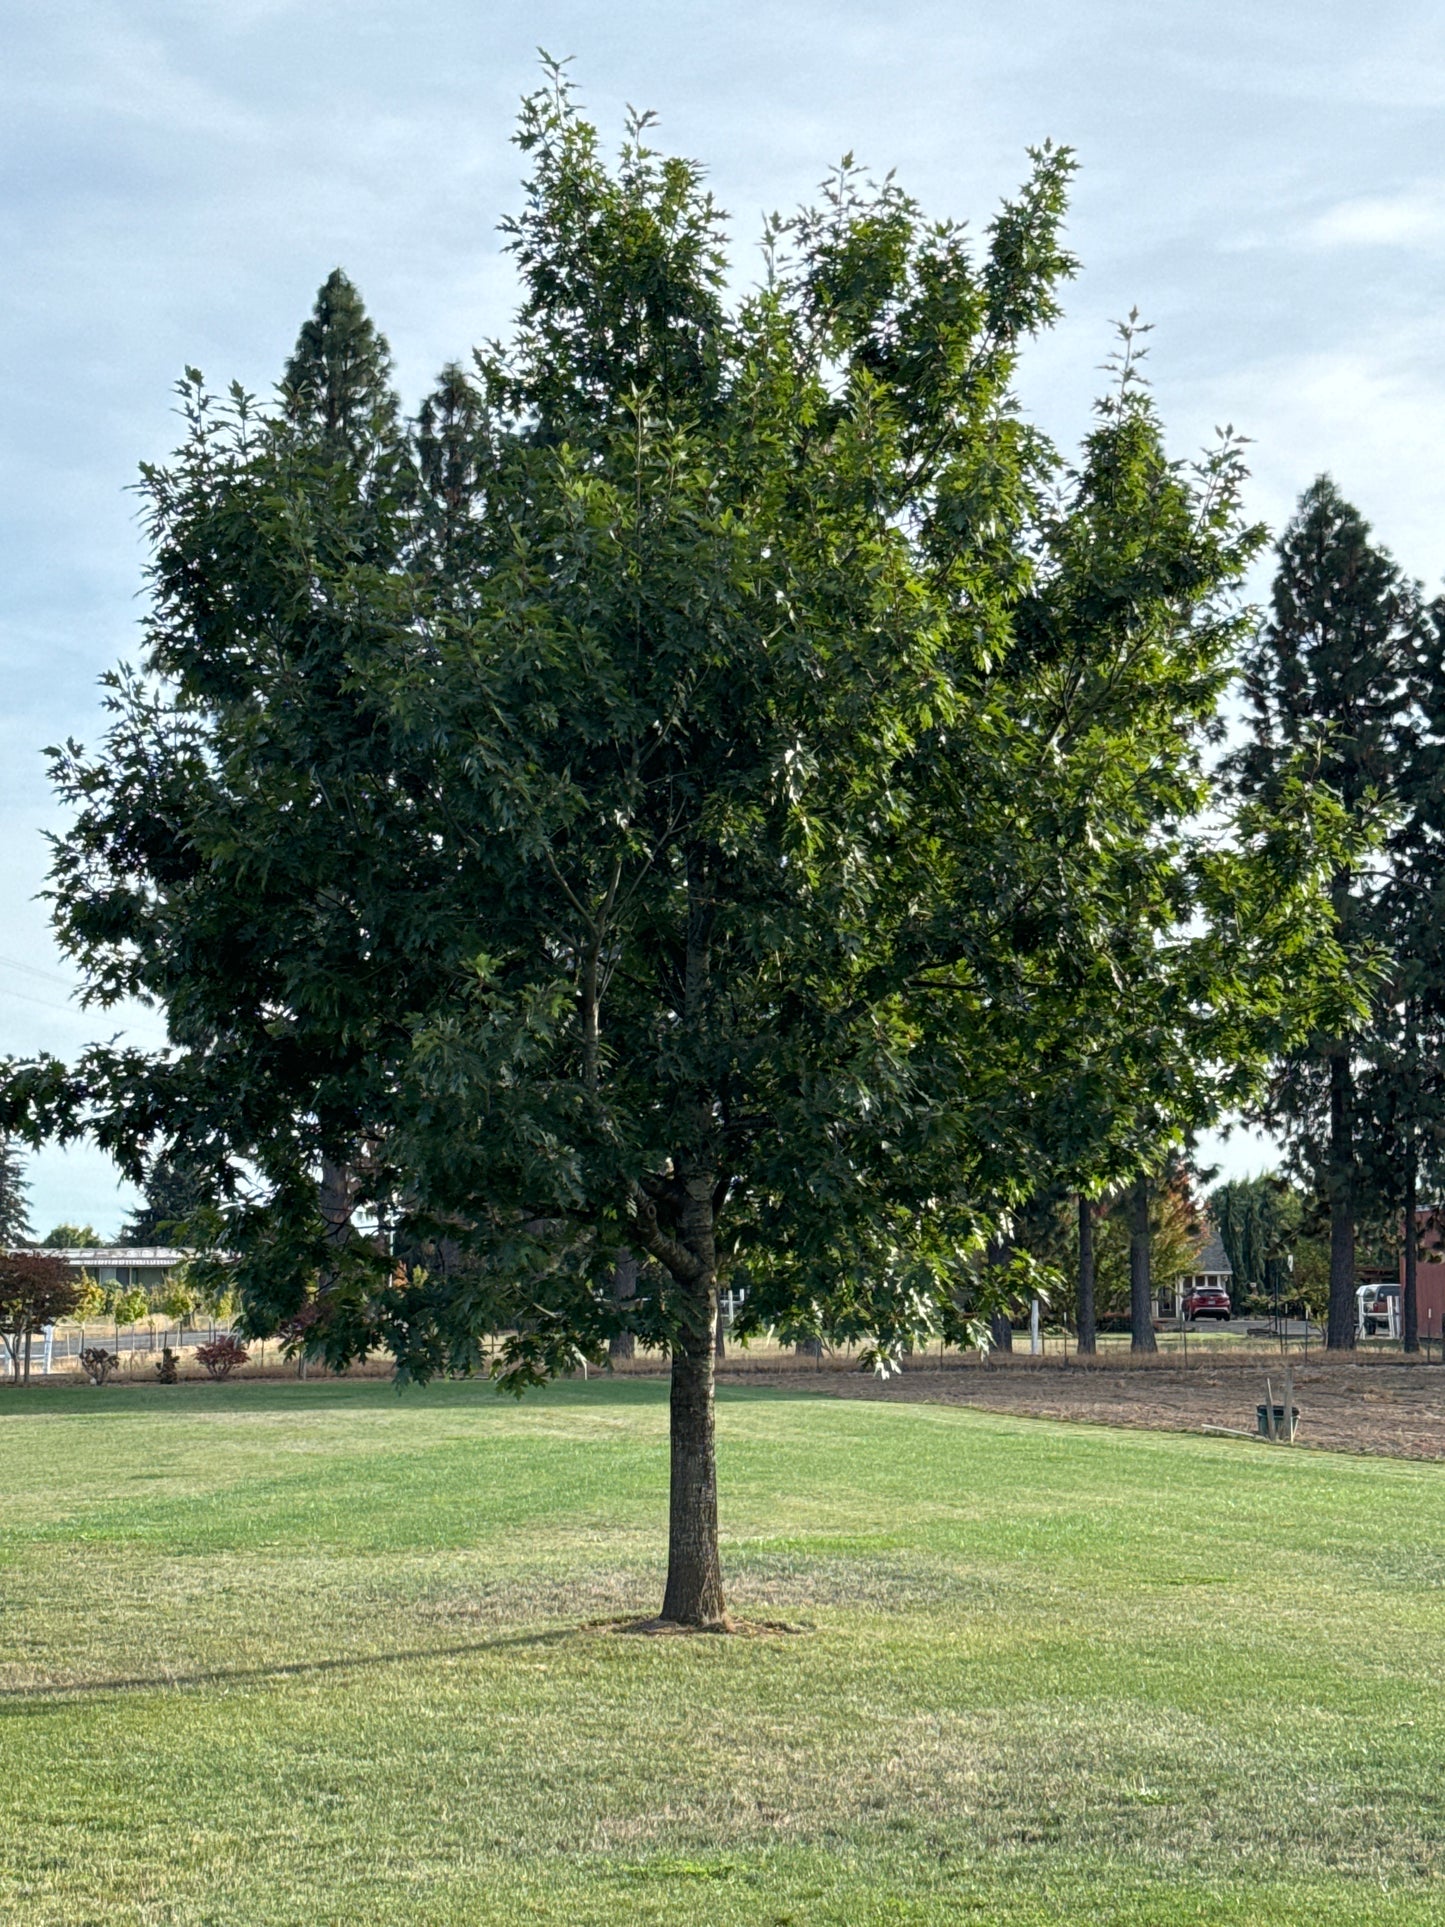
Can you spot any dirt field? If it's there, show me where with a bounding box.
[21,1330,1445,1461]
[725,1351,1445,1461]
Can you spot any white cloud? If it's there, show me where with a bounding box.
[1306,186,1445,250]
[1181,323,1445,587]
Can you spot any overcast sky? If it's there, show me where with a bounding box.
[3,0,1442,1232]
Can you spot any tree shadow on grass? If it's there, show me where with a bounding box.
[0,1628,583,1711]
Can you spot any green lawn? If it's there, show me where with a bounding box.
[1,1379,1442,1925]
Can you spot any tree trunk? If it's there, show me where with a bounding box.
[1326,1046,1356,1349]
[319,1158,353,1252]
[652,859,728,1629]
[659,1171,727,1628]
[22,1321,32,1386]
[714,1294,727,1362]
[1129,1175,1157,1354]
[984,1235,1014,1352]
[608,1250,637,1362]
[1076,1194,1097,1355]
[1404,1146,1419,1354]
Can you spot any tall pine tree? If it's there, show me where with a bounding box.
[119,1152,214,1246]
[0,1134,31,1247]
[1359,596,1445,1349]
[1234,478,1422,1347]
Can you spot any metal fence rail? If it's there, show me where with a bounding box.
[1,1320,239,1377]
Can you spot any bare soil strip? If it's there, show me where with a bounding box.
[726,1354,1445,1461]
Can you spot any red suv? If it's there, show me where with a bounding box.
[1183,1283,1232,1322]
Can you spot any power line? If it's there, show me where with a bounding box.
[0,953,76,990]
[0,982,79,1016]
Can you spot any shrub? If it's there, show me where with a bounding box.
[79,1348,119,1386]
[194,1337,248,1380]
[154,1347,179,1383]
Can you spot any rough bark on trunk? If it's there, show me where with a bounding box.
[609,1250,638,1362]
[1404,1149,1419,1354]
[658,1170,727,1628]
[1129,1175,1157,1354]
[1076,1194,1097,1356]
[1326,1046,1357,1349]
[319,1158,354,1279]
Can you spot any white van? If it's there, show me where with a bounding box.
[1356,1283,1400,1339]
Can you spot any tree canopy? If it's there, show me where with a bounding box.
[0,1251,82,1382]
[2,73,1354,1624]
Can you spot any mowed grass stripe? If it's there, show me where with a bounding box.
[1,1377,1441,1924]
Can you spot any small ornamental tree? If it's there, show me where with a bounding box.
[110,1285,149,1328]
[2,77,1352,1625]
[156,1277,198,1327]
[0,1252,82,1382]
[72,1271,105,1322]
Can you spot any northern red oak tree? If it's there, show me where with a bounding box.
[6,73,1349,1623]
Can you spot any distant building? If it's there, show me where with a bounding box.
[1363,1211,1445,1342]
[1161,1228,1233,1317]
[31,1246,190,1293]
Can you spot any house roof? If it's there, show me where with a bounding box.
[29,1247,192,1265]
[1191,1231,1232,1276]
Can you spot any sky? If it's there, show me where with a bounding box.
[3,0,1443,1233]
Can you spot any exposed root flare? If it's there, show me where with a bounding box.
[591,1614,809,1638]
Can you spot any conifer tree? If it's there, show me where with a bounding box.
[1357,598,1445,1348]
[0,1134,31,1247]
[119,1152,213,1247]
[282,268,405,474]
[1234,478,1422,1347]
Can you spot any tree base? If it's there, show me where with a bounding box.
[598,1614,808,1638]
[621,1613,737,1635]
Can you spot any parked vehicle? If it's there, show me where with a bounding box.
[1357,1283,1400,1339]
[1183,1282,1232,1322]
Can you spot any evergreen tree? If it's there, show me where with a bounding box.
[0,1134,31,1246]
[119,1152,214,1246]
[281,268,406,477]
[1358,596,1445,1348]
[1234,478,1422,1347]
[1211,1173,1298,1313]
